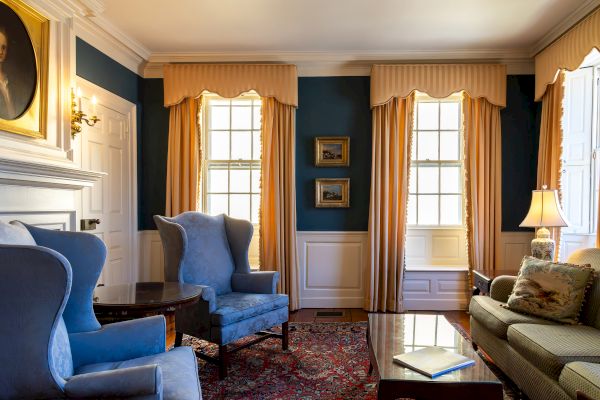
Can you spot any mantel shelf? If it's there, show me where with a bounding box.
[0,157,106,190]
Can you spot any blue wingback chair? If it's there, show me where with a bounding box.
[0,221,202,399]
[154,212,289,379]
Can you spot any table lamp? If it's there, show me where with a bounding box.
[519,185,568,261]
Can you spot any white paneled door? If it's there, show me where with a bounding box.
[80,90,135,286]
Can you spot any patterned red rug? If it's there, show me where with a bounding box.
[183,321,520,400]
[183,322,377,399]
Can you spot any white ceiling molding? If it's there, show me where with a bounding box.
[530,0,600,56]
[143,50,534,78]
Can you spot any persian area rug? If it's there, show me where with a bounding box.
[183,321,521,400]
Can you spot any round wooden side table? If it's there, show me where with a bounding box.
[93,282,203,348]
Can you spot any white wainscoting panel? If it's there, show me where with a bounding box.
[298,231,367,308]
[497,232,534,270]
[138,230,539,310]
[139,230,164,282]
[0,209,75,231]
[403,267,469,310]
[405,228,468,267]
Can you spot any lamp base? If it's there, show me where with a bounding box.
[531,227,554,261]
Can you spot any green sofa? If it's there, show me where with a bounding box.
[470,248,600,400]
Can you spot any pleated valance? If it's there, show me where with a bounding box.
[535,8,600,101]
[370,64,507,108]
[163,64,298,107]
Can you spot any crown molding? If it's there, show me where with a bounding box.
[530,0,600,56]
[143,49,534,78]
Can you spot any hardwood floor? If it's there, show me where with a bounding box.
[289,308,470,334]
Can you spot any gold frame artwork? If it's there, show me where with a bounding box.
[0,0,48,138]
[314,136,350,167]
[315,178,350,208]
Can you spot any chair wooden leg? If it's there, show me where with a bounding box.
[282,321,289,350]
[218,344,229,380]
[174,332,183,347]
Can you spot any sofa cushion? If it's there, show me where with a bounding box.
[559,362,600,400]
[507,323,600,380]
[0,220,35,245]
[568,249,600,329]
[505,256,593,324]
[469,295,555,339]
[211,292,289,326]
[76,346,201,400]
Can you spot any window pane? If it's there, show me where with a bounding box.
[417,165,438,193]
[440,195,462,225]
[252,131,261,160]
[251,194,260,224]
[231,131,252,160]
[407,194,417,225]
[210,106,229,130]
[207,164,228,193]
[253,106,261,129]
[417,102,438,130]
[207,194,228,216]
[209,131,229,160]
[417,131,438,160]
[231,99,251,106]
[417,195,439,225]
[409,166,417,193]
[440,165,461,193]
[230,168,250,193]
[231,106,252,129]
[230,194,250,220]
[440,102,459,130]
[440,131,460,160]
[251,167,260,193]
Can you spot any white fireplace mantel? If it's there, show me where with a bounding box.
[0,157,105,190]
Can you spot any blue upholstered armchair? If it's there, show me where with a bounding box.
[0,221,202,399]
[154,212,289,379]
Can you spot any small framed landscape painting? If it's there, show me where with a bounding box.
[314,136,349,167]
[315,178,350,208]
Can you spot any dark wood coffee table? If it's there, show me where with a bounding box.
[368,313,503,400]
[93,282,204,348]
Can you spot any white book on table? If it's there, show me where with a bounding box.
[393,346,475,378]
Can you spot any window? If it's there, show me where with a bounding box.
[408,94,463,226]
[560,50,600,259]
[201,93,261,267]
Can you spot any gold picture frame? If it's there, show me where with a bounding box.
[314,136,350,167]
[0,0,49,138]
[315,178,350,208]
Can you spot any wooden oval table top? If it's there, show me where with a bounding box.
[93,282,203,312]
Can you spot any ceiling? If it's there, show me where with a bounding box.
[100,0,595,57]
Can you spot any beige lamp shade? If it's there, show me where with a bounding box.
[520,187,569,228]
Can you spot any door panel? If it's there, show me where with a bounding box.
[82,98,133,286]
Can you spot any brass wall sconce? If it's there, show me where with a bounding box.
[71,87,100,138]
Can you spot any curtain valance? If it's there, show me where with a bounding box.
[370,64,507,108]
[535,8,600,101]
[163,64,298,107]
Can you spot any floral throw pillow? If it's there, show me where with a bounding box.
[505,256,593,324]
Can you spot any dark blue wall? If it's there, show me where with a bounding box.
[139,79,170,230]
[74,39,541,233]
[500,75,541,231]
[296,77,372,231]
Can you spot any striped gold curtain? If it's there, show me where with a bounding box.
[165,97,201,217]
[537,71,566,259]
[462,94,502,273]
[260,97,300,310]
[365,94,415,312]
